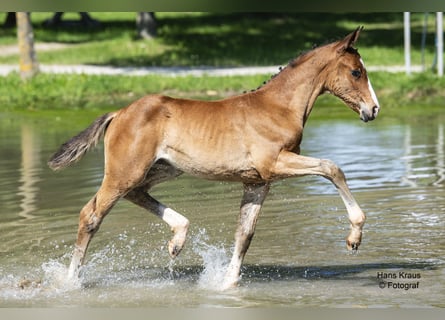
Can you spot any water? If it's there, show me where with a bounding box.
[0,111,444,307]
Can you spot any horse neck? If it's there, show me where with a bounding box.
[260,48,332,125]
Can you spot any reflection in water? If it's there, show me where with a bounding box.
[18,123,41,221]
[401,123,445,187]
[434,124,444,186]
[402,126,416,187]
[0,113,444,307]
[300,119,445,192]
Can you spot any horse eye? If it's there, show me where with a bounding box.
[351,70,361,78]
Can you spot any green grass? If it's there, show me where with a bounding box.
[0,72,268,110]
[1,70,445,119]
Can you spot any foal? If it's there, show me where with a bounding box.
[48,27,379,289]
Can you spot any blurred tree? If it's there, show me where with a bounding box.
[3,12,16,28]
[136,12,157,39]
[43,12,100,28]
[16,12,39,80]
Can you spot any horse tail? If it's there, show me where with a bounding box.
[47,112,117,171]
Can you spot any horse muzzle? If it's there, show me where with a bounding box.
[360,105,379,122]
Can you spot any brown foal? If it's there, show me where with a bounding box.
[48,27,380,289]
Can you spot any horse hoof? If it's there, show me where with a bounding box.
[168,226,188,258]
[346,239,360,251]
[220,279,239,291]
[168,241,182,258]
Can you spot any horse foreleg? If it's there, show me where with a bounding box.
[68,181,122,279]
[271,151,366,251]
[223,183,270,290]
[125,189,189,258]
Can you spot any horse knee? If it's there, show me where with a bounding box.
[320,159,346,185]
[85,215,102,234]
[79,209,101,235]
[78,196,107,235]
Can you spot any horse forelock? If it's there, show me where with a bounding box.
[345,46,360,56]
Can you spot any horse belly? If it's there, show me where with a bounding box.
[160,146,263,182]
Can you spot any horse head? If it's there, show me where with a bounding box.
[324,27,380,122]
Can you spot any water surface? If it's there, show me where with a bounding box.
[0,111,444,307]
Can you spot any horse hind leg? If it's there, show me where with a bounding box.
[125,189,189,258]
[124,162,189,258]
[68,178,123,279]
[68,157,161,279]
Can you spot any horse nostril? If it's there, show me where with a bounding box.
[372,106,379,116]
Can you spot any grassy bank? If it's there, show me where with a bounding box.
[1,71,444,119]
[1,12,444,119]
[0,72,268,110]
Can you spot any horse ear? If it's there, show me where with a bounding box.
[336,26,363,53]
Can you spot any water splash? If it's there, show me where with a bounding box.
[0,255,80,304]
[191,229,231,291]
[41,259,81,292]
[2,226,237,305]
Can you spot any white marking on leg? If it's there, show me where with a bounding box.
[124,191,190,258]
[161,207,189,258]
[337,188,365,249]
[241,203,261,233]
[162,207,189,230]
[223,202,262,289]
[67,245,84,279]
[67,260,78,280]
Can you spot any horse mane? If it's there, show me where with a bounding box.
[244,37,360,94]
[244,42,323,94]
